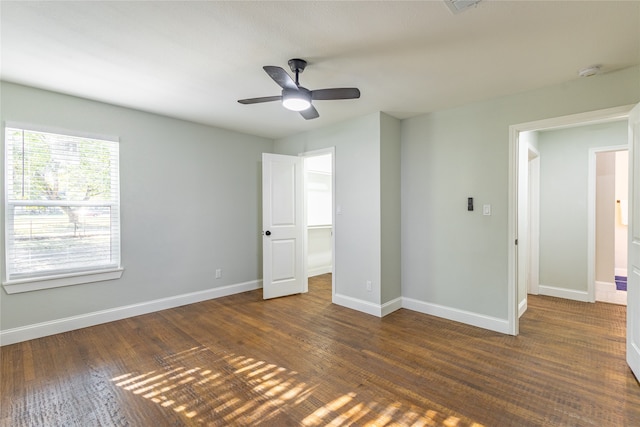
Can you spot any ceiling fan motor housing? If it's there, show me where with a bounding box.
[288,58,308,74]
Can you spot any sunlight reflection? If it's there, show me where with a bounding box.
[111,346,485,426]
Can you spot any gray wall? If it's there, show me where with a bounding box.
[380,113,402,305]
[538,121,627,293]
[273,112,402,309]
[274,112,385,305]
[2,64,638,337]
[401,65,639,320]
[1,81,273,330]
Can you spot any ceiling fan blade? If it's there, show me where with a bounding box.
[311,88,360,100]
[237,95,281,105]
[263,66,297,90]
[299,105,319,120]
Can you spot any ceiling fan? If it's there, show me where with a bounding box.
[238,58,361,120]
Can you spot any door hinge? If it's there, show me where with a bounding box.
[515,239,518,245]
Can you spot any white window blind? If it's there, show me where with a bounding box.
[4,125,120,282]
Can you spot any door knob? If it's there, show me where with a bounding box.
[265,230,271,236]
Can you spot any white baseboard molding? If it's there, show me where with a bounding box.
[381,297,403,317]
[518,298,528,318]
[0,279,262,346]
[331,293,403,318]
[401,297,510,334]
[595,281,627,306]
[333,293,384,317]
[538,284,590,302]
[308,266,332,277]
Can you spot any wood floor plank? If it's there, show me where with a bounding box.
[2,274,639,426]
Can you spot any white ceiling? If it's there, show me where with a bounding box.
[1,1,639,140]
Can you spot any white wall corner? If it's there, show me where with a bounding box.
[538,284,591,302]
[0,279,263,346]
[401,297,511,334]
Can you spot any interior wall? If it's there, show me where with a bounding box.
[401,65,639,322]
[2,64,638,337]
[274,112,384,305]
[538,121,627,295]
[0,81,273,332]
[380,113,402,305]
[596,152,616,283]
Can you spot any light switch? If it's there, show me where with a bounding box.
[483,204,491,216]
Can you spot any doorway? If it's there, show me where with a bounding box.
[302,148,335,296]
[594,149,629,305]
[508,105,634,335]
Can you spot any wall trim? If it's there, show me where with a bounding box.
[381,297,403,317]
[333,293,384,317]
[0,279,262,346]
[518,298,528,318]
[401,297,510,334]
[538,284,590,302]
[308,266,332,277]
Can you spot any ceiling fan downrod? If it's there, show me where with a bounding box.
[288,58,307,86]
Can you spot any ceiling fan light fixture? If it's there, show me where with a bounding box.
[282,89,311,111]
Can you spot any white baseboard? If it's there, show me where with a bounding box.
[381,297,403,317]
[518,298,528,318]
[0,279,262,346]
[401,297,510,334]
[308,266,332,277]
[595,281,627,306]
[538,284,590,302]
[331,292,510,334]
[333,293,385,317]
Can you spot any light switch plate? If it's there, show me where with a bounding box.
[483,204,491,216]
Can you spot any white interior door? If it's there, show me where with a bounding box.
[627,102,640,380]
[262,153,305,299]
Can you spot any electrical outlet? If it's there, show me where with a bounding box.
[215,268,222,279]
[366,280,372,292]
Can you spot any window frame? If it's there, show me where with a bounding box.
[2,122,123,294]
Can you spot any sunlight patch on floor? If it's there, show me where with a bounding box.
[110,346,484,426]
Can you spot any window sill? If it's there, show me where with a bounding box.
[2,268,124,294]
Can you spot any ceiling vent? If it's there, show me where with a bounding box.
[444,0,482,14]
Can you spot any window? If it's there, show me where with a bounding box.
[3,124,122,293]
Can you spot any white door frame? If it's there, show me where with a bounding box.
[508,104,634,335]
[528,147,540,297]
[300,147,336,298]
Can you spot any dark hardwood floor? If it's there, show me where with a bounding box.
[2,274,639,426]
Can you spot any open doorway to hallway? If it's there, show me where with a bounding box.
[508,104,634,335]
[521,121,628,307]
